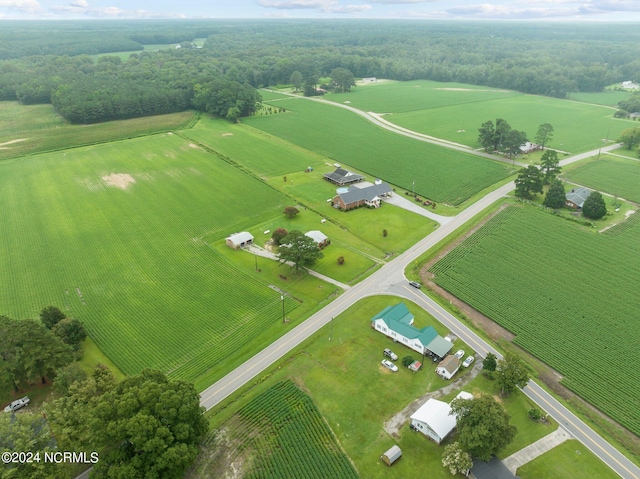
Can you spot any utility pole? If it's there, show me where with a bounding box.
[281,295,285,323]
[329,316,334,341]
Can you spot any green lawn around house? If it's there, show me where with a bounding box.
[517,440,619,479]
[245,97,513,206]
[208,295,558,479]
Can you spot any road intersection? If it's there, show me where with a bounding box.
[200,97,636,477]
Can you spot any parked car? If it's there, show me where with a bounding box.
[383,348,398,361]
[381,359,398,372]
[454,349,465,359]
[408,281,421,289]
[462,356,475,368]
[3,396,30,413]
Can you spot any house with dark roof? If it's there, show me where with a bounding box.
[323,168,364,186]
[370,303,453,359]
[565,187,592,209]
[471,457,520,479]
[333,182,392,211]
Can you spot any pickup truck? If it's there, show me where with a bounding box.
[4,396,30,413]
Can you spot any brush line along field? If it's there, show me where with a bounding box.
[429,206,640,436]
[224,380,358,479]
[0,133,305,383]
[563,156,640,204]
[0,101,196,161]
[245,97,513,205]
[321,80,630,154]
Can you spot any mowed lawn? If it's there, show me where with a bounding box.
[245,98,512,206]
[429,206,640,436]
[0,133,334,385]
[563,155,640,203]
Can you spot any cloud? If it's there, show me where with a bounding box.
[328,4,372,12]
[259,0,371,14]
[444,1,640,19]
[49,1,185,18]
[259,0,335,9]
[367,0,435,3]
[0,0,41,13]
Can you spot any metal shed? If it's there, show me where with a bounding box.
[380,445,402,466]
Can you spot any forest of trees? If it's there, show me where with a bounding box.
[1,20,639,124]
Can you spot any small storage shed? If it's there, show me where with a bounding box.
[380,445,402,466]
[226,232,254,250]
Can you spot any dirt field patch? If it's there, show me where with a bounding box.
[102,173,135,190]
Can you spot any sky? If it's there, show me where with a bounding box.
[1,0,640,21]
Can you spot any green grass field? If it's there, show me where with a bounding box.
[0,132,339,387]
[429,206,640,436]
[317,80,633,154]
[562,155,640,203]
[390,94,628,154]
[325,80,522,114]
[0,101,197,161]
[518,440,619,479]
[245,97,513,205]
[181,114,326,177]
[208,295,557,479]
[567,90,632,107]
[181,115,438,257]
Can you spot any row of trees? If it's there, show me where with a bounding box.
[513,151,608,220]
[3,21,639,122]
[0,307,86,391]
[1,366,208,479]
[478,120,554,156]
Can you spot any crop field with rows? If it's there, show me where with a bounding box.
[0,133,301,384]
[316,80,630,154]
[225,380,358,479]
[563,156,640,204]
[246,97,512,205]
[429,206,640,436]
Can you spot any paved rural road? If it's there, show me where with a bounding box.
[199,100,637,477]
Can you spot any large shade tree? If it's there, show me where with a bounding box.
[514,165,543,199]
[543,179,567,209]
[582,191,607,219]
[91,369,208,479]
[534,123,554,149]
[450,394,517,461]
[278,230,323,272]
[0,316,73,390]
[540,150,561,183]
[496,353,530,396]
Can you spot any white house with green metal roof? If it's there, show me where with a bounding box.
[370,303,452,359]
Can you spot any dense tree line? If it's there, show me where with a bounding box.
[1,20,639,123]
